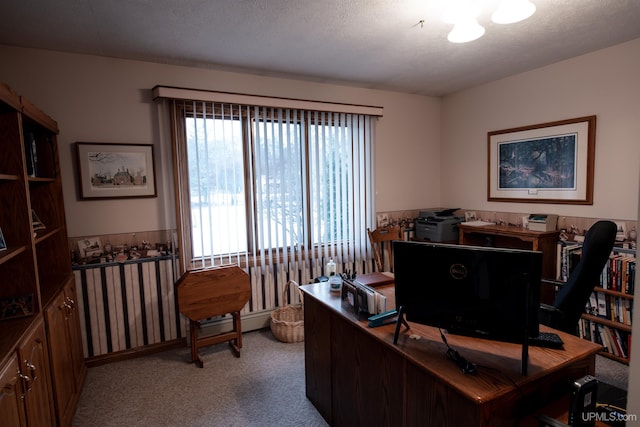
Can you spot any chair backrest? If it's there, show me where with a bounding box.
[368,226,402,272]
[552,220,617,334]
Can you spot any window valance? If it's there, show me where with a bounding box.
[152,85,383,117]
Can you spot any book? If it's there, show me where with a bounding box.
[596,292,608,319]
[587,292,598,316]
[605,327,620,357]
[624,299,632,326]
[354,272,394,288]
[613,329,627,359]
[24,131,38,177]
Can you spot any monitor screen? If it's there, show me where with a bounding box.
[393,241,542,342]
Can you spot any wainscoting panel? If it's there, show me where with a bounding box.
[72,255,374,361]
[73,256,187,358]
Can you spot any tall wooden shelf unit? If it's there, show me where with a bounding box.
[559,242,635,364]
[0,82,86,426]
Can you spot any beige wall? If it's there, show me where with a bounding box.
[0,45,440,237]
[1,40,639,404]
[443,39,640,412]
[441,38,640,222]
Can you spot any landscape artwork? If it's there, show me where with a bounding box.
[87,150,148,189]
[488,116,595,204]
[498,134,577,190]
[76,142,157,199]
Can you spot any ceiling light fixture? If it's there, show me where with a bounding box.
[441,0,536,43]
[441,0,485,44]
[448,19,486,43]
[491,0,537,24]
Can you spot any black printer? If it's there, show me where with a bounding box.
[415,208,463,242]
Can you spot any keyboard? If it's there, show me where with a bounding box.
[529,332,564,349]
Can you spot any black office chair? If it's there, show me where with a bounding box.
[539,220,617,335]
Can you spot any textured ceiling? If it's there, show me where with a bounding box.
[1,0,639,96]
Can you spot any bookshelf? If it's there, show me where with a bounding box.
[0,81,86,426]
[559,241,635,364]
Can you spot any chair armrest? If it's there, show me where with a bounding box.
[539,303,563,315]
[540,278,564,293]
[539,303,566,330]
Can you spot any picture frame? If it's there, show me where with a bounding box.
[0,227,6,251]
[31,209,46,231]
[78,236,103,258]
[464,211,477,222]
[487,116,596,204]
[75,142,157,199]
[0,294,34,320]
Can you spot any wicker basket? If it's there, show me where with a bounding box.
[270,280,304,343]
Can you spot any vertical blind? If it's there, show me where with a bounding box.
[169,98,378,311]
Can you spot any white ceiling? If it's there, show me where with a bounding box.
[1,0,639,96]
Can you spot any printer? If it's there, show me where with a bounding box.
[415,208,463,242]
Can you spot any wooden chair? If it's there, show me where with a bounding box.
[367,226,402,272]
[177,265,251,368]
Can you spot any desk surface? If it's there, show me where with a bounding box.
[458,223,560,239]
[302,282,601,411]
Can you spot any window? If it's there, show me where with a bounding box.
[168,97,377,294]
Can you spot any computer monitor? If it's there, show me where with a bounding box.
[393,241,542,344]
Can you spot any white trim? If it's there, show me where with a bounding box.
[194,310,272,340]
[152,85,383,116]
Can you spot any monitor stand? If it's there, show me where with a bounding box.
[392,306,410,344]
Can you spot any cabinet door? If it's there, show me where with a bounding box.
[45,287,78,426]
[18,317,55,427]
[0,353,26,427]
[64,279,86,388]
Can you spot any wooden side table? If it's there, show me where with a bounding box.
[177,266,251,368]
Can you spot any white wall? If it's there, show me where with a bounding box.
[441,38,640,221]
[0,45,440,237]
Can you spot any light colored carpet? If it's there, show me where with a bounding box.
[73,329,629,426]
[72,329,328,427]
[595,354,629,391]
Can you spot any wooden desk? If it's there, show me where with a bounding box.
[459,224,560,304]
[301,283,601,427]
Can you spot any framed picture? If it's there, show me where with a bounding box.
[78,237,103,258]
[31,209,46,231]
[0,294,34,320]
[0,227,6,251]
[488,116,596,204]
[464,211,477,222]
[75,142,157,199]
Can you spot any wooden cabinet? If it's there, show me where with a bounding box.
[0,353,25,427]
[18,317,56,426]
[0,81,85,426]
[45,279,86,426]
[0,317,56,427]
[458,224,560,303]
